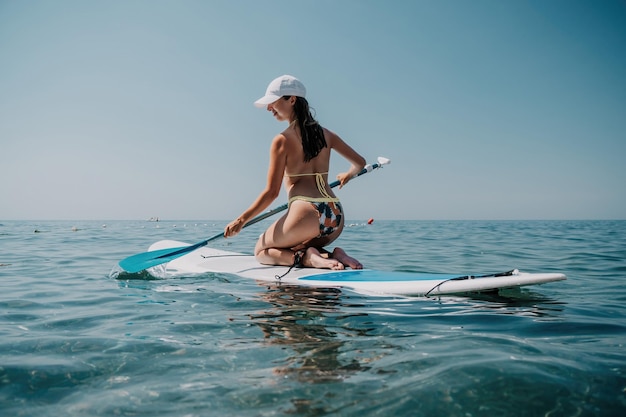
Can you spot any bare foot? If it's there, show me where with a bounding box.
[332,247,363,269]
[303,247,345,270]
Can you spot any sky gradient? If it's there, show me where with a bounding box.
[1,0,624,220]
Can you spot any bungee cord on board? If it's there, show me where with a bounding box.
[424,269,518,297]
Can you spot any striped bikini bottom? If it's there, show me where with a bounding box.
[289,197,343,237]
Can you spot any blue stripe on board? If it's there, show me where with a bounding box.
[298,270,466,282]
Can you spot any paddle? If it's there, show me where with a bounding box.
[118,157,390,273]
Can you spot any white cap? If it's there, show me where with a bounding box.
[254,75,306,108]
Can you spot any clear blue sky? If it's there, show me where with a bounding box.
[1,0,624,220]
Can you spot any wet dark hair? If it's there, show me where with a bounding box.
[283,96,326,162]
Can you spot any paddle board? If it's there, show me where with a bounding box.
[143,240,566,297]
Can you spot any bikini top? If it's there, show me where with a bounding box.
[285,172,336,201]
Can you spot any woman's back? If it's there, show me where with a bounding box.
[283,128,336,199]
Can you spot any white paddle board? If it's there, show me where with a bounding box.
[144,240,566,297]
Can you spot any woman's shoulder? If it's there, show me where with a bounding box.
[322,126,336,136]
[322,127,341,146]
[270,131,302,156]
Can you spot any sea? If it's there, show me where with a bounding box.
[0,219,624,416]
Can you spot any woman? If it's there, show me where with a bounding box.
[224,75,366,270]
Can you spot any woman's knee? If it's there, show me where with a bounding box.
[254,248,266,263]
[254,234,267,257]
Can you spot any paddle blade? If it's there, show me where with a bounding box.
[118,245,194,273]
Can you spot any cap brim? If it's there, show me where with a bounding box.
[253,94,281,108]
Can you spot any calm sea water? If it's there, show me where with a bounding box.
[1,220,624,416]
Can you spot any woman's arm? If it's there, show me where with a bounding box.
[224,135,287,237]
[325,128,367,188]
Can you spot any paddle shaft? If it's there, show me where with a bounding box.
[118,159,388,272]
[170,161,382,251]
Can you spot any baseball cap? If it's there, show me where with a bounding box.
[254,75,306,108]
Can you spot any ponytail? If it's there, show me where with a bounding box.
[285,96,327,162]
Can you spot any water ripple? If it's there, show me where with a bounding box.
[1,220,625,416]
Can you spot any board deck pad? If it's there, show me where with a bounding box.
[146,240,566,297]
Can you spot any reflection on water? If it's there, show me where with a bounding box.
[246,280,568,388]
[242,282,575,416]
[429,288,567,320]
[250,285,373,384]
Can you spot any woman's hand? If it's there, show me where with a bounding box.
[336,172,353,189]
[224,217,245,238]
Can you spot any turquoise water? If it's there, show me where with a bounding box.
[1,220,625,416]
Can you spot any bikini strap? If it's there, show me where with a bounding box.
[285,171,329,177]
[314,173,334,200]
[285,172,334,200]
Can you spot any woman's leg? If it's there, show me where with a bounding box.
[254,201,320,266]
[331,247,363,269]
[302,247,344,270]
[304,211,363,269]
[255,200,362,269]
